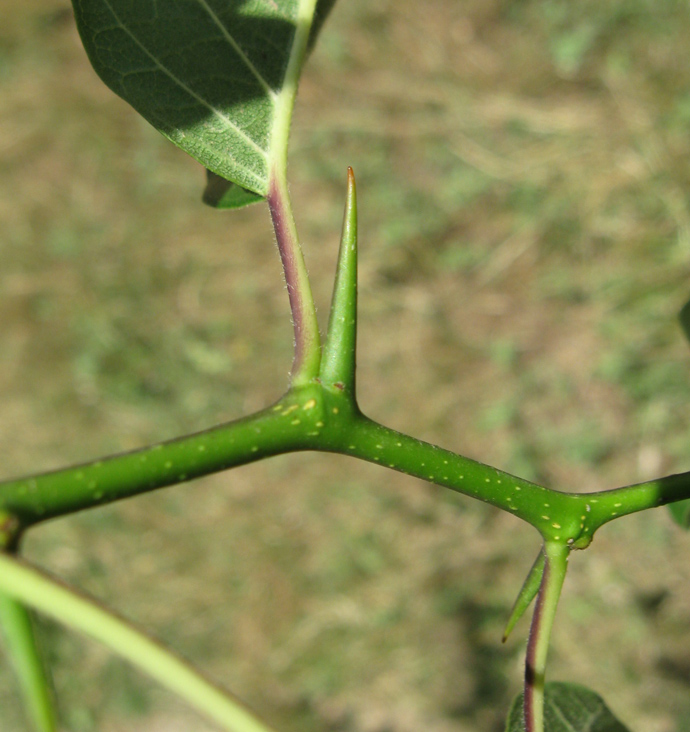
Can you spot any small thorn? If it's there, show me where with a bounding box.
[503,549,545,643]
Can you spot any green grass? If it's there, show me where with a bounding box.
[2,1,690,731]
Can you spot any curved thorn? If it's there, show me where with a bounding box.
[503,548,545,643]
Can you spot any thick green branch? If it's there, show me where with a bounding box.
[3,383,690,539]
[316,404,581,540]
[323,410,690,543]
[0,388,325,527]
[580,471,690,530]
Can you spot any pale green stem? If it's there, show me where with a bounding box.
[267,0,322,385]
[267,174,322,386]
[0,594,56,732]
[0,553,277,732]
[524,542,569,732]
[270,0,319,178]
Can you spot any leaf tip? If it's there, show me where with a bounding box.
[202,169,264,210]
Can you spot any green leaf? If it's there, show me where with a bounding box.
[679,296,690,345]
[506,682,631,732]
[668,498,690,529]
[202,170,264,209]
[71,0,335,197]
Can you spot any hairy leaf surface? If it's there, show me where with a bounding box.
[72,0,335,197]
[506,683,630,732]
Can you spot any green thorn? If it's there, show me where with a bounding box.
[320,167,358,395]
[503,548,545,643]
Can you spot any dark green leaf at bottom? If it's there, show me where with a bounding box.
[506,683,631,732]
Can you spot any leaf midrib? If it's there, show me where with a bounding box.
[99,0,273,177]
[195,0,280,101]
[267,0,318,183]
[545,692,602,732]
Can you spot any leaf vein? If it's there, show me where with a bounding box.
[99,0,270,163]
[194,0,280,100]
[580,708,600,731]
[545,695,578,732]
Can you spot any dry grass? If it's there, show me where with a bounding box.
[2,1,690,731]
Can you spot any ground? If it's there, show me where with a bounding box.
[2,1,690,731]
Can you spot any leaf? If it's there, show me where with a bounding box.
[202,170,264,209]
[505,683,631,732]
[679,296,690,345]
[307,0,338,52]
[667,498,690,529]
[71,0,336,198]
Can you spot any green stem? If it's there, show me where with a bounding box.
[267,173,322,386]
[267,0,322,386]
[269,0,318,181]
[318,407,578,539]
[581,470,690,530]
[0,390,323,527]
[3,384,690,540]
[0,595,56,732]
[4,148,690,538]
[0,553,277,732]
[524,542,569,732]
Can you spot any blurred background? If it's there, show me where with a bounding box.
[2,0,690,730]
